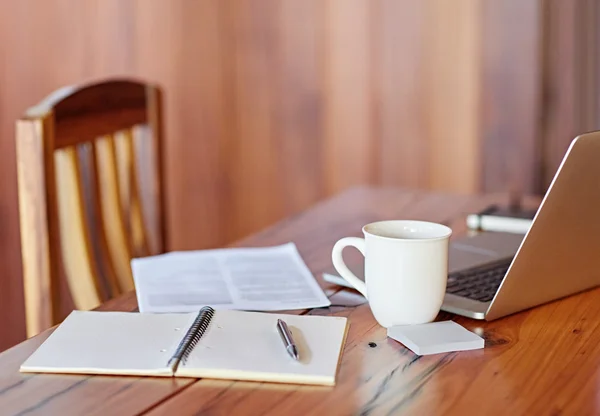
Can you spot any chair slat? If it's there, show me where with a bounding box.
[114,131,132,233]
[95,135,135,292]
[145,85,165,254]
[127,128,151,258]
[133,125,161,255]
[116,129,150,258]
[54,147,102,310]
[81,142,125,300]
[16,119,56,337]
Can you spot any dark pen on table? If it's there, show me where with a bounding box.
[277,318,299,361]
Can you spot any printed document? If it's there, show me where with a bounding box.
[132,243,331,313]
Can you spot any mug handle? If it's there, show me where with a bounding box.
[331,237,368,298]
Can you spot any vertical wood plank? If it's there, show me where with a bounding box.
[0,0,28,348]
[111,128,153,260]
[144,85,166,254]
[54,147,102,310]
[374,0,427,188]
[134,0,231,249]
[228,0,283,238]
[481,0,543,194]
[95,135,134,292]
[77,142,120,301]
[323,0,374,194]
[125,129,151,258]
[16,120,55,337]
[114,131,133,237]
[424,0,481,192]
[580,0,598,132]
[374,0,480,192]
[540,0,599,189]
[276,0,326,213]
[540,0,577,190]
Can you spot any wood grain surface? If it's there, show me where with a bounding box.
[4,187,597,416]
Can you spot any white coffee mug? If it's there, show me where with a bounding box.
[332,220,452,327]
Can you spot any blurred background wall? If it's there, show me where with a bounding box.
[0,0,598,349]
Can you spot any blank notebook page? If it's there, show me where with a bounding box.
[21,311,195,376]
[177,310,348,386]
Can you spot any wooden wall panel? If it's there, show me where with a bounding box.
[373,0,480,192]
[481,0,543,195]
[425,0,481,192]
[137,1,230,249]
[229,0,285,238]
[276,1,326,215]
[541,0,599,189]
[0,0,597,351]
[0,1,25,351]
[374,0,428,188]
[323,0,374,194]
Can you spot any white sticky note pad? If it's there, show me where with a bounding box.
[387,321,484,355]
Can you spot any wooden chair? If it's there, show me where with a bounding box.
[16,79,165,337]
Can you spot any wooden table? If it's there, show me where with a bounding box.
[2,187,599,415]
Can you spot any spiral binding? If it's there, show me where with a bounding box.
[167,306,215,372]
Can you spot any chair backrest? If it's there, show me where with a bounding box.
[16,79,165,337]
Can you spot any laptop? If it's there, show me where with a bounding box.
[442,131,600,320]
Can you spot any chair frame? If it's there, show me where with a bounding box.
[16,78,165,337]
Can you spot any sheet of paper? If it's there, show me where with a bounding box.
[132,243,331,313]
[20,311,195,376]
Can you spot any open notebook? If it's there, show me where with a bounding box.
[20,308,349,386]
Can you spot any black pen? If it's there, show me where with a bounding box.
[478,205,498,216]
[276,319,299,361]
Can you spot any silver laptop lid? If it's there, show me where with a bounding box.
[486,132,600,320]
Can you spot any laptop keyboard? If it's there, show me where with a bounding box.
[446,258,513,302]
